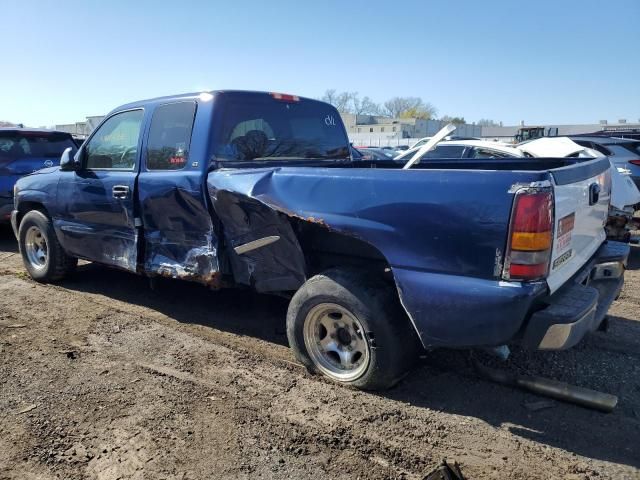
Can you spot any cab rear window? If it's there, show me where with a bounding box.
[621,142,640,156]
[211,94,350,161]
[607,144,639,157]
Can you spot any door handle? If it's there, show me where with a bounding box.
[112,185,130,199]
[588,182,600,205]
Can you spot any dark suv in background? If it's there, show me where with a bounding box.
[0,128,77,221]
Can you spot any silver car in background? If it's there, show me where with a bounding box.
[570,136,640,190]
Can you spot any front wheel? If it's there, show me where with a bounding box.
[18,210,77,282]
[286,268,419,390]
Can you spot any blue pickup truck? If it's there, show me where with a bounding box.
[11,91,629,389]
[0,128,77,221]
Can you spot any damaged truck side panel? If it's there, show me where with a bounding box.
[137,98,221,285]
[138,173,219,285]
[209,188,306,292]
[206,166,552,347]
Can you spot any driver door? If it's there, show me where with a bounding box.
[57,109,145,271]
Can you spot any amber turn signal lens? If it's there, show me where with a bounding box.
[511,231,552,251]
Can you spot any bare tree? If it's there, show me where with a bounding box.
[384,97,436,119]
[334,92,354,113]
[321,89,354,113]
[352,94,381,115]
[321,91,437,118]
[321,89,338,106]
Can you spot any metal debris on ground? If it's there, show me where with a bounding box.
[524,399,556,412]
[422,459,466,480]
[471,356,618,413]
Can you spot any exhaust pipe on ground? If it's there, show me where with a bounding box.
[472,358,618,413]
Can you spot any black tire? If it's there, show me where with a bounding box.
[286,268,420,390]
[18,210,77,282]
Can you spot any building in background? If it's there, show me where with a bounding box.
[341,113,482,146]
[55,115,104,138]
[481,120,640,143]
[55,113,640,146]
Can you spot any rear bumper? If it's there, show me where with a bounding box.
[521,241,629,350]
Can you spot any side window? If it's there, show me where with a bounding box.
[85,110,144,170]
[423,145,466,159]
[471,148,512,159]
[147,102,197,170]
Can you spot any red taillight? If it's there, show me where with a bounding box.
[512,193,553,232]
[509,263,548,279]
[504,190,554,281]
[270,92,300,102]
[629,160,640,166]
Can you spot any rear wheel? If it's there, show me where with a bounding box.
[287,268,419,390]
[303,302,371,383]
[18,210,77,282]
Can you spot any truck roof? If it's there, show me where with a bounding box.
[115,90,319,113]
[0,127,72,135]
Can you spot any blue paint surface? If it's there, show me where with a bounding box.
[13,91,570,348]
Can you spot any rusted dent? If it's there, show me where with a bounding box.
[154,267,222,288]
[279,210,329,228]
[303,216,328,227]
[250,200,330,229]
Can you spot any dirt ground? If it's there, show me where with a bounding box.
[0,225,639,480]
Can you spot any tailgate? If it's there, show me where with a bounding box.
[547,158,610,293]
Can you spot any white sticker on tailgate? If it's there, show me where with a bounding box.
[552,212,575,270]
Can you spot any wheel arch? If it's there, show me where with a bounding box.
[16,201,50,228]
[285,217,428,350]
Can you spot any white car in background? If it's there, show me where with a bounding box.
[396,137,640,242]
[395,139,523,161]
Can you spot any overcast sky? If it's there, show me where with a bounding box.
[3,0,639,127]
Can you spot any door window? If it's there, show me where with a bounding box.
[85,110,144,170]
[147,102,197,170]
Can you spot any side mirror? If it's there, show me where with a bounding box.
[60,147,81,171]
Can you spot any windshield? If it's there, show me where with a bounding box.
[211,93,350,161]
[0,132,77,164]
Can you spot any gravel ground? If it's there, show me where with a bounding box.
[1,224,639,479]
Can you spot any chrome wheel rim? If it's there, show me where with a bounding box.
[24,226,48,270]
[303,303,370,382]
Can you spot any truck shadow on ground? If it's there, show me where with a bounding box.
[1,227,638,470]
[627,243,640,269]
[0,225,19,253]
